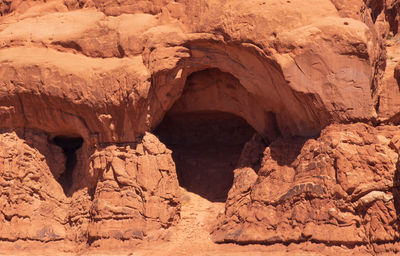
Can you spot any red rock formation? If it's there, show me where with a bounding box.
[213,124,400,250]
[0,130,178,252]
[0,0,400,255]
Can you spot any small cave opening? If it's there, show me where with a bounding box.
[154,111,257,202]
[52,136,84,195]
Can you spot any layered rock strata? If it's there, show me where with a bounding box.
[1,0,400,254]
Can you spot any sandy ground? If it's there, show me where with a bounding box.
[0,187,361,256]
[83,188,331,256]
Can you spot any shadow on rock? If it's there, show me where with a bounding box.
[269,136,309,166]
[394,162,400,230]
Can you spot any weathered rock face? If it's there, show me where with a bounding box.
[0,0,384,141]
[0,131,75,249]
[213,124,400,251]
[88,132,179,247]
[1,0,400,254]
[0,130,179,251]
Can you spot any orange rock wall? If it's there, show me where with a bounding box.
[1,0,400,254]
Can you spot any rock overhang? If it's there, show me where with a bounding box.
[0,0,399,253]
[0,4,381,143]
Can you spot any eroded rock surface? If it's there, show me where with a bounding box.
[1,0,400,255]
[88,132,179,247]
[0,0,386,141]
[214,124,400,252]
[0,131,179,252]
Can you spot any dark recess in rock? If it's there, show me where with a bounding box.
[154,111,256,202]
[52,136,84,194]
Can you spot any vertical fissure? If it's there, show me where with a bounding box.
[52,136,84,195]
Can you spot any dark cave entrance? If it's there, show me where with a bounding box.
[154,111,256,202]
[52,136,84,195]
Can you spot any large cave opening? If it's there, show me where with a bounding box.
[152,68,275,202]
[151,67,277,238]
[154,111,256,202]
[52,136,84,195]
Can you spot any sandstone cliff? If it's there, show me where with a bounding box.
[0,0,400,255]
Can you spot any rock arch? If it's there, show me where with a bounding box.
[148,41,331,142]
[153,68,268,201]
[148,41,329,202]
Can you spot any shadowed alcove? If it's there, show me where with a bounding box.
[52,135,84,195]
[153,68,278,202]
[154,111,256,202]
